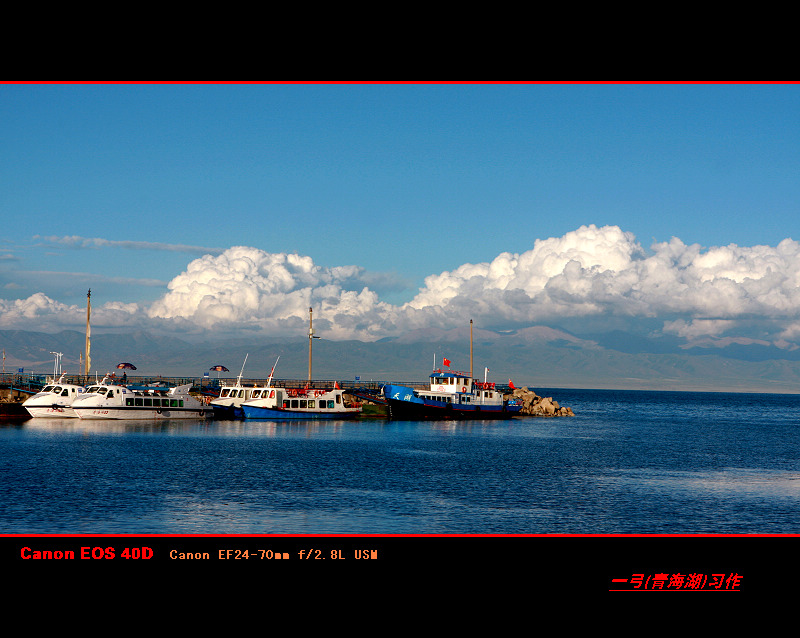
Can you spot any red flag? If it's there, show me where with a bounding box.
[509,379,516,389]
[443,357,451,367]
[334,381,340,389]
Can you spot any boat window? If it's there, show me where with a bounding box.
[336,394,341,404]
[251,390,261,399]
[126,399,134,406]
[135,398,143,406]
[43,386,53,392]
[144,398,152,407]
[291,400,299,408]
[53,386,62,393]
[61,389,69,396]
[327,400,334,409]
[308,400,315,408]
[220,389,230,398]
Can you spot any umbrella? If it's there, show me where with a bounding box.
[117,362,137,370]
[209,365,229,372]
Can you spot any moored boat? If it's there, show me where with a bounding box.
[240,384,361,420]
[382,321,521,421]
[22,374,87,418]
[72,376,212,420]
[383,369,520,420]
[210,355,275,419]
[211,383,267,418]
[237,310,361,420]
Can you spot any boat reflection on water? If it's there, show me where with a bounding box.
[20,416,361,437]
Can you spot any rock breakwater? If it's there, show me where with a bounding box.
[506,387,574,417]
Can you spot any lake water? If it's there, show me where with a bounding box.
[3,387,800,536]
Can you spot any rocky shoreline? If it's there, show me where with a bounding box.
[505,386,574,417]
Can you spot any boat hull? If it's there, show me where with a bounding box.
[24,405,78,418]
[241,405,360,420]
[74,406,213,420]
[211,404,244,419]
[1,402,31,420]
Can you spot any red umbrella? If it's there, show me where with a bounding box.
[117,362,137,370]
[209,365,229,372]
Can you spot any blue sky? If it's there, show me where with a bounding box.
[2,82,800,345]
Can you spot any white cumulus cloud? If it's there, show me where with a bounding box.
[146,247,397,340]
[5,226,800,345]
[403,225,800,340]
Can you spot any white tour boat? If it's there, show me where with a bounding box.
[22,374,87,418]
[72,377,213,420]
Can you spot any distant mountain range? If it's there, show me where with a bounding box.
[3,326,800,394]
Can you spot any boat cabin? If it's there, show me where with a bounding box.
[414,371,501,406]
[40,384,83,398]
[429,370,473,394]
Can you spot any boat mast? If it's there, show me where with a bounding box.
[85,289,91,378]
[470,319,473,381]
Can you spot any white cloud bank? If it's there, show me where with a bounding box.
[5,225,800,345]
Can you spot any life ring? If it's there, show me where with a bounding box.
[289,389,297,397]
[461,386,467,393]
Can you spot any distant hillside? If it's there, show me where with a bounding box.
[3,327,800,393]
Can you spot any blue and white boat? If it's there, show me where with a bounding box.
[383,367,521,420]
[240,384,361,420]
[238,310,362,420]
[209,355,276,419]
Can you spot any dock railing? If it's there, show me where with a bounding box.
[0,372,515,397]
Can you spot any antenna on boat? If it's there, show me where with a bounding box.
[267,356,280,388]
[236,354,249,384]
[50,351,63,380]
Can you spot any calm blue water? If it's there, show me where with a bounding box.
[3,388,800,535]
